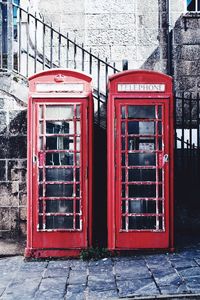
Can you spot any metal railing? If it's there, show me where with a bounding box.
[0,1,120,126]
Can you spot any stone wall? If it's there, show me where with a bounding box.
[0,89,27,238]
[173,14,200,92]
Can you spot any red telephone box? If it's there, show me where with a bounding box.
[107,70,174,251]
[25,69,93,258]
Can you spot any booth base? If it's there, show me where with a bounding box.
[24,247,82,258]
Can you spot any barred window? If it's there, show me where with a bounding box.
[186,0,200,11]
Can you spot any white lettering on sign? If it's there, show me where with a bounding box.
[36,83,84,93]
[118,83,165,92]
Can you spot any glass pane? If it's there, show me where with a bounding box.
[76,184,80,197]
[122,168,125,182]
[128,169,156,182]
[121,137,125,150]
[76,137,80,151]
[121,106,126,119]
[39,201,43,213]
[198,0,200,11]
[46,168,73,182]
[39,106,43,119]
[158,106,162,119]
[122,216,126,229]
[128,153,156,166]
[76,200,80,213]
[39,138,43,150]
[39,184,43,197]
[159,184,163,197]
[46,105,73,120]
[39,169,43,182]
[128,200,159,213]
[187,0,195,11]
[122,201,126,214]
[76,153,80,165]
[39,216,43,230]
[46,153,74,166]
[121,122,125,134]
[158,122,162,135]
[46,216,73,229]
[122,184,125,197]
[76,105,80,118]
[128,121,155,135]
[46,184,73,197]
[128,216,156,230]
[122,153,125,166]
[76,168,80,181]
[46,137,73,150]
[128,185,156,197]
[159,138,163,150]
[46,121,70,134]
[76,121,81,134]
[46,200,73,213]
[75,216,80,229]
[39,122,43,134]
[128,106,155,119]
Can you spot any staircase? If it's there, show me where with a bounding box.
[0,1,122,128]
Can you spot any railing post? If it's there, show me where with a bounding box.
[0,1,3,69]
[7,0,13,71]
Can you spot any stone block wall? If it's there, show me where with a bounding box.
[0,90,27,238]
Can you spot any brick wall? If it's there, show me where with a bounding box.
[0,90,27,238]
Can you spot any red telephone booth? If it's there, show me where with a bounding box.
[107,70,174,251]
[25,69,93,258]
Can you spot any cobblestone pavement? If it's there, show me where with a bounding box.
[1,246,200,299]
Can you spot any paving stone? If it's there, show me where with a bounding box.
[117,278,160,297]
[68,271,87,285]
[178,267,200,278]
[115,266,151,280]
[88,274,115,282]
[88,280,116,291]
[66,285,86,293]
[88,289,118,300]
[184,276,200,288]
[159,283,189,295]
[34,277,66,299]
[64,291,85,300]
[48,260,71,269]
[154,272,183,286]
[151,267,177,279]
[43,267,70,278]
[88,258,113,273]
[2,278,41,300]
[169,257,197,270]
[70,260,88,271]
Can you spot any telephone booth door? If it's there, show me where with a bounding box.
[107,70,174,251]
[25,70,93,258]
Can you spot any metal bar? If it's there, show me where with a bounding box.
[181,92,184,150]
[197,93,200,149]
[73,104,77,230]
[50,23,53,68]
[0,1,3,69]
[105,57,108,99]
[66,33,69,68]
[11,4,120,72]
[18,7,22,73]
[7,0,13,70]
[81,43,84,71]
[97,55,100,125]
[189,93,192,147]
[26,8,30,77]
[74,38,77,69]
[34,13,37,73]
[89,48,92,74]
[58,29,61,68]
[42,19,45,70]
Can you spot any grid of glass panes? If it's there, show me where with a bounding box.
[120,105,164,231]
[38,104,82,231]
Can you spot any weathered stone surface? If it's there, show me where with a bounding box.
[68,271,87,285]
[117,278,159,297]
[44,267,70,278]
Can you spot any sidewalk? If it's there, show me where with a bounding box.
[1,238,200,299]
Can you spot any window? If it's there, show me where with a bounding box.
[186,0,200,11]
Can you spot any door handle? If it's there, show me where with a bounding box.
[163,154,169,164]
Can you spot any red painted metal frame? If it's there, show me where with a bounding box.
[107,70,174,251]
[25,69,93,258]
